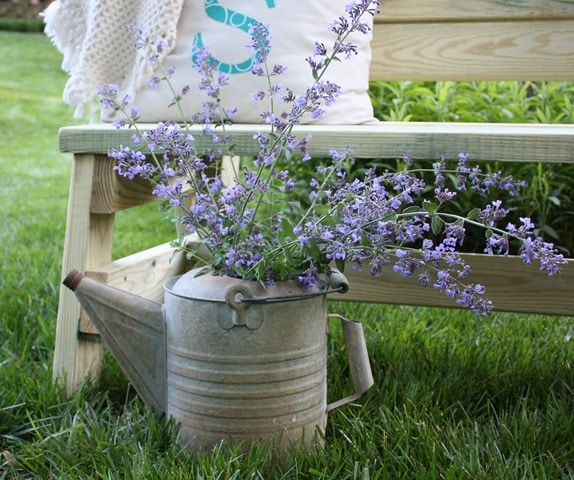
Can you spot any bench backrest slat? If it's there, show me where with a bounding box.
[371,0,574,81]
[378,0,574,22]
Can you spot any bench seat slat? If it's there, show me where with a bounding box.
[59,123,574,163]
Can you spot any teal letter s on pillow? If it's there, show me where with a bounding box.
[192,0,277,74]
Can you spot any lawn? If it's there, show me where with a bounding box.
[0,31,573,479]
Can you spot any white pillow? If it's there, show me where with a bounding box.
[114,0,375,125]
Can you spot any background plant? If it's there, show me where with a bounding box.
[369,80,574,255]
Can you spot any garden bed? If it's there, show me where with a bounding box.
[0,0,50,19]
[0,0,50,31]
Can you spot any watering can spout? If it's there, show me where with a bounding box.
[63,270,166,414]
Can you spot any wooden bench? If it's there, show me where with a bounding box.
[53,0,574,395]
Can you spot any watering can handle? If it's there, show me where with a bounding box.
[326,314,374,412]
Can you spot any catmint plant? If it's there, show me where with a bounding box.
[98,0,565,315]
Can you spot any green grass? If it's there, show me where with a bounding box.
[0,17,44,33]
[1,31,573,479]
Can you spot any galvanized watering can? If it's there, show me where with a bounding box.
[63,267,373,452]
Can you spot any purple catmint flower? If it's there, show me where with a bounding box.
[298,235,310,247]
[456,284,493,315]
[125,25,147,49]
[393,252,420,277]
[102,1,563,315]
[275,170,289,181]
[330,16,350,36]
[247,22,272,63]
[444,224,466,248]
[518,237,566,275]
[111,146,154,180]
[457,153,471,171]
[479,200,508,226]
[153,182,186,207]
[298,267,321,291]
[311,108,326,120]
[314,42,327,57]
[272,64,287,75]
[433,156,446,189]
[418,271,432,287]
[156,39,168,53]
[346,0,381,20]
[192,46,230,105]
[484,234,509,255]
[435,187,457,203]
[337,41,359,59]
[251,91,266,102]
[149,76,161,88]
[97,83,122,110]
[261,110,278,125]
[403,151,414,167]
[306,56,325,72]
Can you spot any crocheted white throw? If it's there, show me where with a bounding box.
[43,0,185,118]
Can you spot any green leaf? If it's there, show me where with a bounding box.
[312,205,332,216]
[540,223,559,240]
[382,212,398,222]
[268,185,283,195]
[549,196,561,206]
[431,216,443,235]
[423,201,438,214]
[194,266,212,277]
[403,205,422,215]
[467,208,481,220]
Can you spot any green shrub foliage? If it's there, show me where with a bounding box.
[368,81,574,255]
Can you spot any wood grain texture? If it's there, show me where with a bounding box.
[85,243,188,304]
[370,20,574,81]
[84,242,574,316]
[78,212,115,334]
[370,0,574,81]
[91,155,158,213]
[60,123,574,164]
[53,155,104,394]
[338,255,574,316]
[376,0,574,23]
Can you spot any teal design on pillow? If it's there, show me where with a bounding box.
[192,0,277,74]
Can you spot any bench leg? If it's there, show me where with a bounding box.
[53,154,114,396]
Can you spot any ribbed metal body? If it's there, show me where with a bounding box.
[164,270,328,451]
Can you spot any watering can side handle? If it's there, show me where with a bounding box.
[326,314,374,413]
